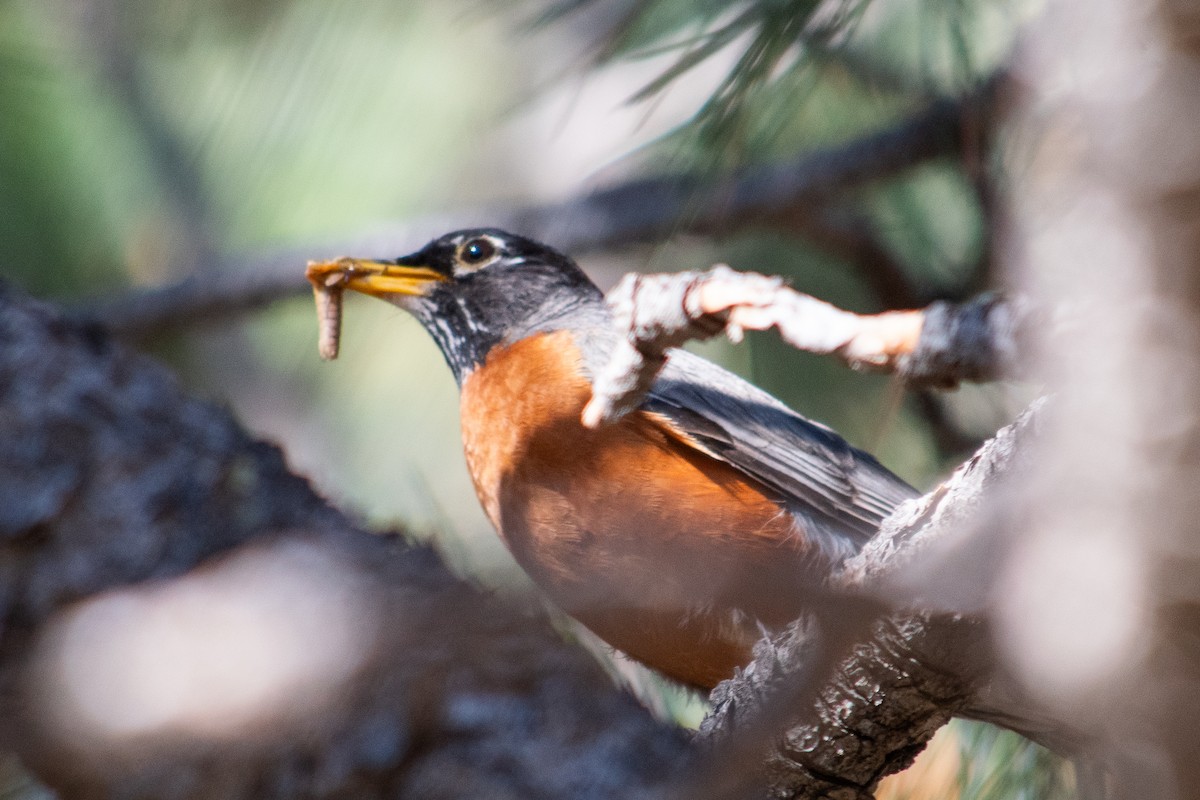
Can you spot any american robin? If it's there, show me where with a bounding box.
[307,229,917,690]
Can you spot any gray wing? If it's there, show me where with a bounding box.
[646,348,918,562]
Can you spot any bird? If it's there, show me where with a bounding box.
[309,228,917,691]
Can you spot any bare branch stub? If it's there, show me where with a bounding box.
[581,269,737,428]
[585,266,1026,427]
[583,266,921,427]
[900,294,1024,387]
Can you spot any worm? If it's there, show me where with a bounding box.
[306,263,349,360]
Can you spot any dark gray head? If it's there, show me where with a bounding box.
[336,228,606,382]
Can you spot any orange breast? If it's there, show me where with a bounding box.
[460,330,816,689]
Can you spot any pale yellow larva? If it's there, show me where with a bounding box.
[306,262,349,361]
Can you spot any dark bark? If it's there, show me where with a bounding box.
[699,615,984,800]
[0,282,1076,799]
[900,293,1027,387]
[0,282,688,799]
[695,402,1082,798]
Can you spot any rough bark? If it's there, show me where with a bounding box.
[0,282,688,799]
[694,404,1055,799]
[0,281,1075,799]
[584,267,1025,428]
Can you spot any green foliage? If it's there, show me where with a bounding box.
[130,0,512,247]
[954,721,1076,800]
[0,4,156,296]
[538,0,1020,168]
[867,161,986,294]
[0,0,514,296]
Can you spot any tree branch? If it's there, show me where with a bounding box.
[0,283,689,799]
[79,90,978,336]
[0,282,1074,798]
[696,401,1084,799]
[583,265,1025,427]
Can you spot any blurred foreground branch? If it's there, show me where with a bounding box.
[0,284,1071,798]
[0,283,687,799]
[80,89,980,335]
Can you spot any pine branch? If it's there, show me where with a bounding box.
[78,90,975,336]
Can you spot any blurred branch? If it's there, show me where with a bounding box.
[911,388,990,459]
[79,87,985,336]
[696,401,1087,799]
[997,1,1200,796]
[0,283,688,798]
[764,204,926,308]
[583,265,1025,427]
[81,0,220,277]
[1,282,1077,797]
[957,71,1012,296]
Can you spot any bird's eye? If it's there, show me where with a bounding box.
[460,238,496,266]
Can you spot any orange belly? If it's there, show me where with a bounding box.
[460,331,816,689]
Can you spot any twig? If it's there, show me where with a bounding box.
[584,266,1023,427]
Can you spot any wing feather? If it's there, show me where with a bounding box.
[646,349,918,558]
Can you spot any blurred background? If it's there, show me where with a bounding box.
[0,0,1067,796]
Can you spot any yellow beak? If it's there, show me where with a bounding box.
[305,257,447,299]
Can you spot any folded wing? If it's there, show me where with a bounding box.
[647,349,919,563]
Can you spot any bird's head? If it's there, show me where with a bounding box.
[318,228,605,382]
